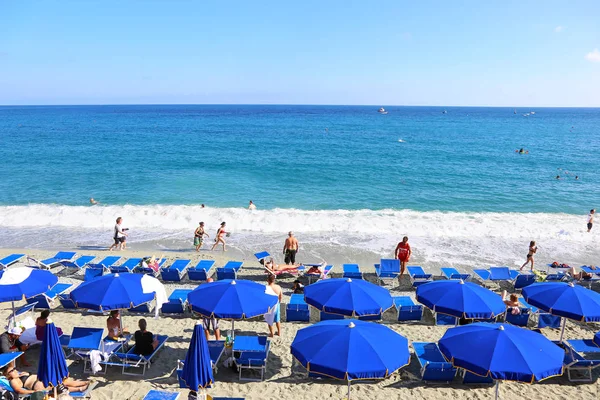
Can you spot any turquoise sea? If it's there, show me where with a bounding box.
[0,105,598,269]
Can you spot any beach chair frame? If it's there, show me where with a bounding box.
[109,335,168,375]
[374,259,400,286]
[235,340,271,381]
[407,266,433,288]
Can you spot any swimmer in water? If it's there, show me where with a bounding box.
[556,175,560,179]
[90,198,99,205]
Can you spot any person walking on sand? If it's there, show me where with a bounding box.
[588,209,595,232]
[210,222,228,252]
[283,231,299,265]
[520,240,538,271]
[194,222,209,251]
[394,236,412,278]
[248,200,256,210]
[264,274,282,337]
[108,217,128,251]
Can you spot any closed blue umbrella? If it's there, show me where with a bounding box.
[180,322,214,394]
[37,322,69,395]
[439,323,564,399]
[522,282,600,340]
[304,278,393,317]
[416,280,506,319]
[0,267,58,327]
[187,279,278,338]
[291,319,410,399]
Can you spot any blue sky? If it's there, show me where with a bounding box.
[1,1,599,106]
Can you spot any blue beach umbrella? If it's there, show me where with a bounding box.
[304,278,393,317]
[70,273,157,310]
[291,319,410,399]
[522,282,600,340]
[416,280,506,319]
[187,279,278,337]
[180,322,214,394]
[0,267,58,326]
[439,323,564,400]
[37,322,69,395]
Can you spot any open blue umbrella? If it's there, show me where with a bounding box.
[304,278,393,317]
[187,279,278,338]
[416,280,506,319]
[70,273,158,310]
[439,323,564,399]
[291,319,410,399]
[522,282,600,340]
[38,322,69,396]
[0,267,58,327]
[180,322,214,395]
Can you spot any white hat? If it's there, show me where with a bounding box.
[8,327,21,335]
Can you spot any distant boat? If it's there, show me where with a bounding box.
[514,109,517,114]
[378,107,388,115]
[523,113,530,117]
[442,110,447,114]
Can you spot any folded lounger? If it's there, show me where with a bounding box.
[216,261,243,280]
[440,267,470,281]
[143,390,180,400]
[59,255,96,271]
[393,296,423,321]
[161,288,193,315]
[562,340,600,382]
[109,335,169,375]
[160,259,191,282]
[407,266,433,288]
[29,251,77,269]
[188,259,216,281]
[0,253,25,269]
[412,342,457,382]
[26,282,73,309]
[177,340,226,385]
[286,293,310,322]
[342,263,363,279]
[374,259,400,286]
[85,256,122,281]
[111,257,143,274]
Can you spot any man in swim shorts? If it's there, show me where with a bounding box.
[283,231,299,265]
[588,209,595,232]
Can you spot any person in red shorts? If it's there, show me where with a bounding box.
[394,236,412,278]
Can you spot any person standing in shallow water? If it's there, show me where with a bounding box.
[283,232,299,265]
[194,222,209,251]
[520,241,538,271]
[588,209,595,232]
[211,222,228,251]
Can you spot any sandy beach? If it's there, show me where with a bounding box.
[1,248,599,400]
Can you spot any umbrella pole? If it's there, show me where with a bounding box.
[559,317,566,342]
[11,301,16,328]
[495,380,500,400]
[347,380,351,399]
[231,320,235,340]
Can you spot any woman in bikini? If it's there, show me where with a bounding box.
[211,222,228,252]
[520,240,537,271]
[3,366,89,395]
[261,258,299,274]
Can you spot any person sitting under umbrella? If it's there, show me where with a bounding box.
[106,310,128,339]
[133,319,158,356]
[35,310,63,341]
[0,327,29,367]
[501,290,521,315]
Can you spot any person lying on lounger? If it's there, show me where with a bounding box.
[567,266,595,281]
[2,366,89,396]
[260,258,300,273]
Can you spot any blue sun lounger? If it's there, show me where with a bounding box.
[393,296,423,321]
[562,340,600,382]
[286,294,310,322]
[581,266,600,276]
[473,266,525,288]
[233,336,271,381]
[26,282,73,309]
[0,253,25,269]
[59,255,95,271]
[29,251,77,269]
[216,261,243,280]
[504,308,530,327]
[160,259,191,282]
[254,251,270,261]
[58,293,77,310]
[109,335,168,375]
[161,288,193,315]
[111,258,142,274]
[518,298,561,329]
[66,327,121,373]
[374,259,400,286]
[342,264,363,279]
[85,256,122,281]
[188,259,216,281]
[413,342,457,382]
[143,390,180,400]
[0,352,23,369]
[407,266,433,287]
[440,267,470,281]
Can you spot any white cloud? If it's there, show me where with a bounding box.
[554,26,564,33]
[585,48,600,63]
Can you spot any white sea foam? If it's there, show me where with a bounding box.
[0,204,597,269]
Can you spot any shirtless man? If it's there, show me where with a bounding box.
[588,209,595,232]
[265,274,282,337]
[283,232,299,265]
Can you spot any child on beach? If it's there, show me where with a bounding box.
[520,241,537,271]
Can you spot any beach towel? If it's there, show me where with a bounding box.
[264,285,279,326]
[89,350,110,374]
[141,275,168,319]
